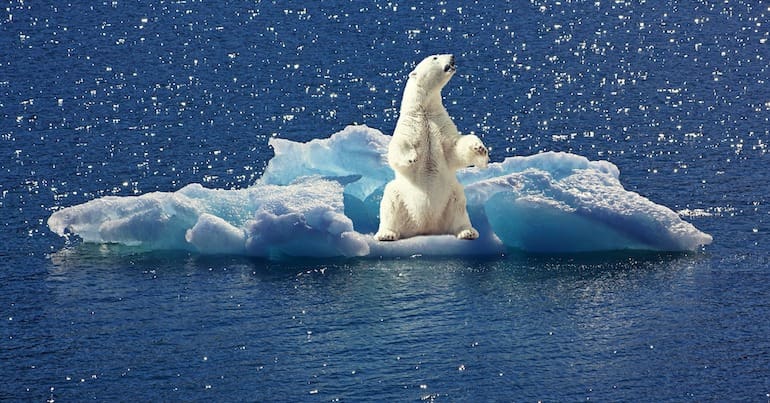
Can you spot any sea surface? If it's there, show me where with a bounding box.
[2,0,769,401]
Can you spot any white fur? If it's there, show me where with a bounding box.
[375,54,489,241]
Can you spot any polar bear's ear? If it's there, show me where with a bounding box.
[409,69,417,78]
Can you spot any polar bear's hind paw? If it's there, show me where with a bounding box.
[375,229,400,242]
[456,228,479,240]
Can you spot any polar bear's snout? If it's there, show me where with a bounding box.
[444,55,456,72]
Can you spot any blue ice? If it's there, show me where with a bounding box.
[48,125,712,258]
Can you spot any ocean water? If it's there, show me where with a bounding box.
[1,0,768,401]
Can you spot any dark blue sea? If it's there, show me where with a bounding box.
[2,0,769,401]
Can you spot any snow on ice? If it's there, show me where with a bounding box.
[48,125,713,258]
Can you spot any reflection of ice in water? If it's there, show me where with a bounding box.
[48,125,711,258]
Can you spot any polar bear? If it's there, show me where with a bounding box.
[375,54,489,241]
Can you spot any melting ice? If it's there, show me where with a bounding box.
[48,125,712,258]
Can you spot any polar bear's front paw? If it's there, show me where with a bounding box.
[406,148,419,165]
[472,141,488,157]
[456,228,479,240]
[457,135,489,169]
[375,229,400,242]
[470,142,489,168]
[395,150,418,167]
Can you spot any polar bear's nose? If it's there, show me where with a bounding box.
[444,55,456,72]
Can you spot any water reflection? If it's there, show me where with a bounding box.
[47,242,706,286]
[40,242,726,400]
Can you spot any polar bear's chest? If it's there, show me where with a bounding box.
[418,132,443,174]
[414,119,452,172]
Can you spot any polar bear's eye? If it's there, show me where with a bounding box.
[433,56,438,60]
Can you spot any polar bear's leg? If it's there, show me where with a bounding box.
[445,184,479,240]
[452,134,489,169]
[375,182,404,241]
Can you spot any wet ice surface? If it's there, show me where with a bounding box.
[2,0,769,401]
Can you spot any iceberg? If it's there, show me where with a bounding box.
[48,125,712,258]
[48,178,370,259]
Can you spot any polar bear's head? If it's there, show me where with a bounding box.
[408,54,456,93]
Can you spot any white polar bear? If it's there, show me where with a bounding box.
[375,54,489,241]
